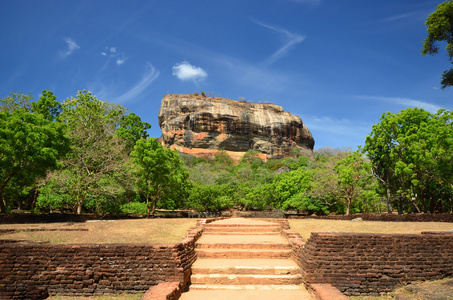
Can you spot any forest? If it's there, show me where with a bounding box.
[1,90,453,217]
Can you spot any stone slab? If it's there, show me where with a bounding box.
[179,287,313,300]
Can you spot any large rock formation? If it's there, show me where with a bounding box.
[158,94,314,158]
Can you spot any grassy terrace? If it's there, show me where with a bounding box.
[1,217,452,244]
[0,218,197,244]
[288,219,453,241]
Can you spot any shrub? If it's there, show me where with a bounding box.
[120,202,147,214]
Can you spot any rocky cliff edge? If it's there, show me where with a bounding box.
[158,94,314,159]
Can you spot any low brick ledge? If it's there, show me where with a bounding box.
[141,282,181,300]
[310,284,350,300]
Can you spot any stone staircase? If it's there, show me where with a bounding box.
[187,218,308,293]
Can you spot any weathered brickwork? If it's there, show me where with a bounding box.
[288,213,453,222]
[281,229,305,267]
[141,282,181,300]
[299,232,453,296]
[0,224,204,299]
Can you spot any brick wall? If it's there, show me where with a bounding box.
[235,211,285,219]
[281,229,304,267]
[288,213,453,222]
[298,232,453,296]
[0,226,204,299]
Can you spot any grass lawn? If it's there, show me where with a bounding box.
[289,218,453,240]
[0,218,197,244]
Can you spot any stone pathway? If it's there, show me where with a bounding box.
[179,218,313,300]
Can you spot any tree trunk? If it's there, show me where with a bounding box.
[386,188,392,213]
[77,194,85,214]
[0,197,6,213]
[31,188,39,210]
[151,199,157,216]
[345,197,351,215]
[146,196,150,219]
[410,196,421,213]
[0,174,17,213]
[449,196,453,214]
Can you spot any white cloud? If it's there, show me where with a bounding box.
[356,95,443,114]
[172,61,207,82]
[252,20,305,67]
[101,46,126,66]
[116,58,125,66]
[60,38,80,58]
[116,62,159,103]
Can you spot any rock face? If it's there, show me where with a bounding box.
[158,94,314,158]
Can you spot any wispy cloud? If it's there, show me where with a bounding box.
[115,62,159,103]
[149,36,297,93]
[101,46,126,66]
[60,38,80,58]
[302,115,372,149]
[172,61,207,82]
[356,95,443,113]
[252,20,305,67]
[378,13,413,23]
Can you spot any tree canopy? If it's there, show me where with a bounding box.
[422,0,453,88]
[0,92,69,213]
[364,108,453,213]
[131,137,190,217]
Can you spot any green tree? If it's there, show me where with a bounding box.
[0,93,68,212]
[241,150,264,167]
[131,138,190,217]
[32,90,62,121]
[188,183,233,212]
[116,112,150,152]
[364,108,453,213]
[0,92,32,113]
[243,183,275,210]
[422,0,453,88]
[334,151,373,215]
[214,149,234,167]
[49,90,129,214]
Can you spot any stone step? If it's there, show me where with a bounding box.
[188,284,305,291]
[196,242,291,249]
[196,249,292,259]
[202,231,280,235]
[191,259,301,275]
[205,223,281,228]
[204,226,281,233]
[196,234,289,247]
[191,273,303,285]
[180,286,313,300]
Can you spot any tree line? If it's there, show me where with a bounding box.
[1,91,452,216]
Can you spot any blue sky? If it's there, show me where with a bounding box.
[1,0,452,150]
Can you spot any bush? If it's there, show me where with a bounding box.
[120,202,147,214]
